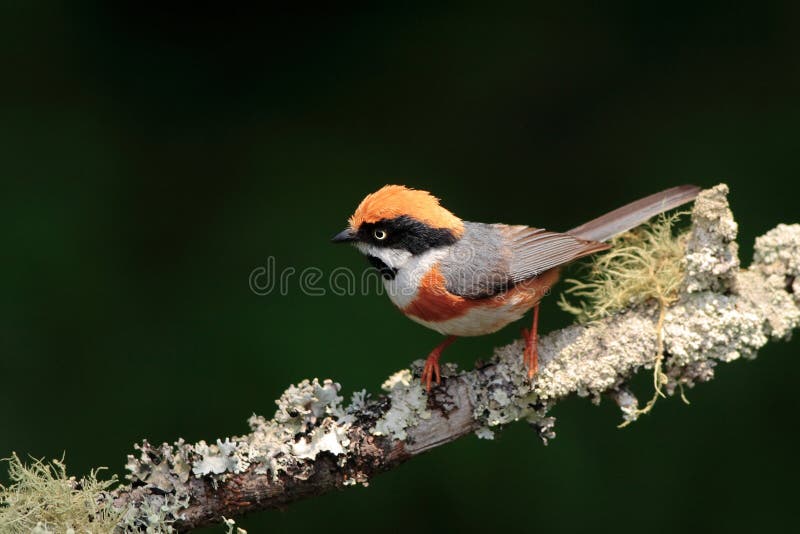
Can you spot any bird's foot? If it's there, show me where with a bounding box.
[420,335,457,391]
[421,352,441,392]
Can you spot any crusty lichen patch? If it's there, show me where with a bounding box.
[120,440,193,531]
[663,292,768,365]
[121,378,356,530]
[370,369,431,441]
[470,381,548,441]
[469,309,661,434]
[192,439,242,476]
[534,313,660,402]
[203,378,350,478]
[470,339,534,431]
[223,516,247,534]
[683,184,739,293]
[746,223,800,338]
[662,192,798,390]
[753,223,800,277]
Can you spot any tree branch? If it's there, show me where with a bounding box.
[107,184,799,532]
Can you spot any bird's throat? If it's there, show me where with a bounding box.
[366,255,398,280]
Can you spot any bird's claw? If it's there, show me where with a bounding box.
[421,355,441,392]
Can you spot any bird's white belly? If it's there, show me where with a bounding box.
[404,294,530,336]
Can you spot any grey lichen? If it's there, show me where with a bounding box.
[115,487,189,534]
[747,223,800,339]
[119,378,356,530]
[370,369,431,441]
[234,378,351,478]
[272,378,346,432]
[470,339,539,430]
[468,310,662,434]
[664,292,767,365]
[207,378,350,478]
[534,313,659,401]
[753,223,800,277]
[609,387,641,425]
[683,184,739,293]
[222,516,247,534]
[125,440,191,494]
[474,427,495,440]
[291,419,350,461]
[120,441,193,532]
[662,214,800,379]
[192,439,242,477]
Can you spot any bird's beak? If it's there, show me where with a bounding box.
[331,228,357,243]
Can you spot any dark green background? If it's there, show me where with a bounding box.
[2,2,799,533]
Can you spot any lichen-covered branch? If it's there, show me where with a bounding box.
[21,185,800,533]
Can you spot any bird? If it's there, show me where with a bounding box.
[332,184,700,391]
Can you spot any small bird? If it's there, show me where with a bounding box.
[333,184,700,390]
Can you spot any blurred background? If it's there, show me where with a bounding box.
[2,2,799,532]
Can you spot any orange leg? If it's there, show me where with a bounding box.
[421,335,457,391]
[521,303,540,379]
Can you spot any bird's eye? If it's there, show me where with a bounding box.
[373,229,387,241]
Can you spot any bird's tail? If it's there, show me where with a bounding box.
[568,185,701,242]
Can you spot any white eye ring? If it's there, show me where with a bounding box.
[374,229,387,240]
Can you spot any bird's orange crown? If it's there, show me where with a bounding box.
[348,185,464,235]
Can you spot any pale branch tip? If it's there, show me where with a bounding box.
[2,184,799,534]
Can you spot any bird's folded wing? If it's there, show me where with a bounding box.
[438,222,513,299]
[505,225,610,284]
[439,222,608,299]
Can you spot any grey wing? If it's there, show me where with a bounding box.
[438,222,515,299]
[505,224,610,284]
[439,222,609,298]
